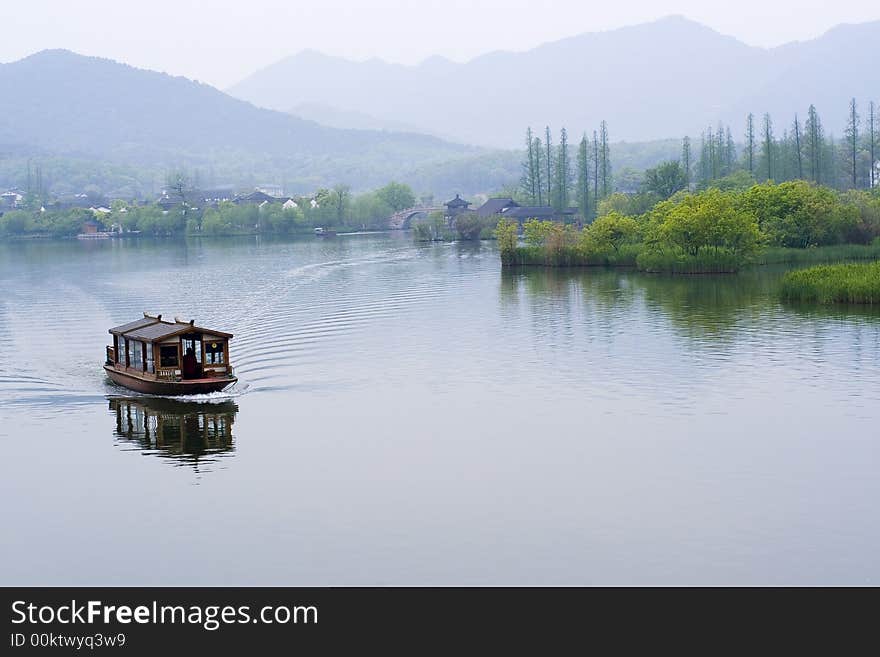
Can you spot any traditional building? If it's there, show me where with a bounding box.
[475,197,519,218]
[234,190,278,205]
[444,194,471,221]
[81,220,101,235]
[499,205,578,224]
[1,190,22,209]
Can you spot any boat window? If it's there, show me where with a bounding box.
[145,344,154,373]
[204,340,225,364]
[160,345,179,368]
[182,337,202,362]
[129,340,143,369]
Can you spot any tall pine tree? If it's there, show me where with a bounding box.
[533,137,545,206]
[519,127,538,203]
[576,134,591,221]
[805,105,823,183]
[544,126,554,207]
[792,114,804,179]
[845,98,860,188]
[598,121,611,198]
[870,101,877,189]
[745,113,756,174]
[554,127,572,213]
[592,130,599,205]
[762,113,774,181]
[681,136,692,189]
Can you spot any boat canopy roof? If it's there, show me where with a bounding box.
[109,313,233,342]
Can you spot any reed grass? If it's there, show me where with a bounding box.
[780,261,880,304]
[505,244,640,267]
[755,243,880,266]
[635,249,743,274]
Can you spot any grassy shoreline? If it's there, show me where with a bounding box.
[504,243,880,274]
[780,261,880,304]
[756,243,880,266]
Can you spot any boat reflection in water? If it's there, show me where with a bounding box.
[109,397,238,470]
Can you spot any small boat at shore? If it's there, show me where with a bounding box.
[314,227,337,237]
[104,313,237,395]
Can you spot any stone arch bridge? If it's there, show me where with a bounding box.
[387,206,442,230]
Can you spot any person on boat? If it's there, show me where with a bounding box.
[182,347,199,379]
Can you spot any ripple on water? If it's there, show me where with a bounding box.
[1,239,880,413]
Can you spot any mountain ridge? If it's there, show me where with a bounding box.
[0,48,483,195]
[228,15,880,147]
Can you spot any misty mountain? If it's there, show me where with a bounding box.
[289,101,426,134]
[0,49,482,194]
[228,16,880,148]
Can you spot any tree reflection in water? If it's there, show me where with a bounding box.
[109,397,237,470]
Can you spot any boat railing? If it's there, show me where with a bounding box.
[156,367,180,381]
[202,364,231,378]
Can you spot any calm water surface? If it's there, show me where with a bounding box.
[1,233,878,585]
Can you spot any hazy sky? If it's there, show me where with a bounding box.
[3,0,878,88]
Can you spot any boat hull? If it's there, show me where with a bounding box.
[104,365,236,396]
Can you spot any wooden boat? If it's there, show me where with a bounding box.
[104,313,237,395]
[314,227,337,237]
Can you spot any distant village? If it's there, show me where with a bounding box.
[0,184,313,218]
[1,180,580,238]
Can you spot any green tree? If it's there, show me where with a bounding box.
[681,136,692,189]
[582,211,640,254]
[745,113,756,175]
[643,160,687,199]
[592,130,599,204]
[576,134,592,221]
[845,98,860,188]
[646,189,761,258]
[330,184,351,224]
[453,212,487,240]
[523,218,557,246]
[375,181,416,212]
[762,113,775,181]
[544,126,554,206]
[870,101,877,189]
[805,105,824,183]
[597,192,658,218]
[792,114,804,179]
[554,127,572,213]
[495,219,519,265]
[740,180,858,247]
[533,137,545,206]
[520,127,538,204]
[599,121,612,198]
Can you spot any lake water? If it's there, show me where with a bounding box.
[1,233,878,585]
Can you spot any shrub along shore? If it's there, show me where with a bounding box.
[497,181,880,275]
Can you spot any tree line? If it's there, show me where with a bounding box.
[519,123,612,220]
[516,99,878,226]
[497,180,880,273]
[693,100,878,191]
[0,180,420,238]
